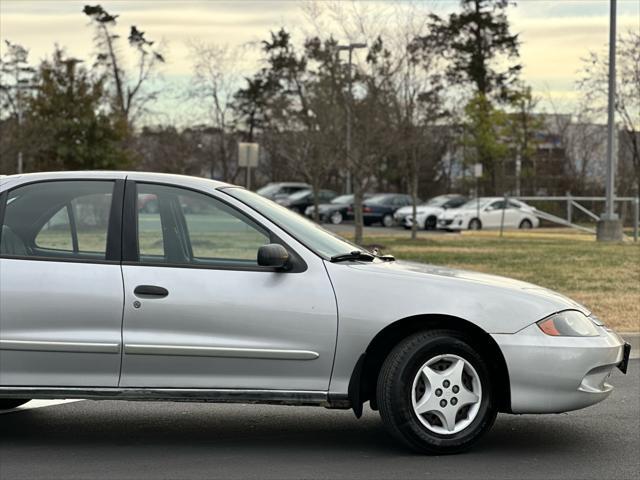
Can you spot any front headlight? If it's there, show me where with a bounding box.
[537,310,600,337]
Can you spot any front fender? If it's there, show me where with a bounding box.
[325,260,587,395]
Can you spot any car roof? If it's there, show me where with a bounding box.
[0,171,233,192]
[269,182,309,187]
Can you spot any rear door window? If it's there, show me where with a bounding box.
[1,181,115,260]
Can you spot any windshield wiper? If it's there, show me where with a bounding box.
[330,250,376,263]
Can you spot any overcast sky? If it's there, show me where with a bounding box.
[1,0,639,123]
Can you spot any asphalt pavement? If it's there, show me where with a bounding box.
[1,360,638,480]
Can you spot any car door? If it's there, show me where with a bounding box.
[0,178,125,386]
[119,180,338,391]
[503,200,523,228]
[480,200,504,228]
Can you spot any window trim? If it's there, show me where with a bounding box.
[0,178,124,265]
[122,180,307,273]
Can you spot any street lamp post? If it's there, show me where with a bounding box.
[337,42,366,195]
[597,0,623,241]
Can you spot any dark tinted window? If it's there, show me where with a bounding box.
[444,197,467,208]
[1,181,114,260]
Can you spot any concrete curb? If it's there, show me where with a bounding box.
[622,333,640,359]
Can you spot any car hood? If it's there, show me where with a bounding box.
[396,205,445,217]
[345,259,589,317]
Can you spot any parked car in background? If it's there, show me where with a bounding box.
[353,193,414,227]
[256,182,310,200]
[276,189,337,214]
[395,194,468,230]
[304,193,374,224]
[438,197,539,231]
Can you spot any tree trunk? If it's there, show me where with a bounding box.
[312,181,320,223]
[410,151,419,241]
[353,181,364,245]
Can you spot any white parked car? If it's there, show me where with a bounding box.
[438,197,540,231]
[395,195,467,230]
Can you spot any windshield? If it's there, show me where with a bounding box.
[460,198,494,209]
[289,189,311,200]
[366,194,392,205]
[332,194,353,204]
[424,195,450,207]
[224,187,364,259]
[256,184,280,196]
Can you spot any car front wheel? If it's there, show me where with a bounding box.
[330,211,343,225]
[382,214,394,227]
[377,330,497,454]
[0,399,31,410]
[425,216,437,230]
[468,218,482,230]
[519,219,533,229]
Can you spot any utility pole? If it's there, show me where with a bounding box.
[597,0,623,241]
[337,42,366,195]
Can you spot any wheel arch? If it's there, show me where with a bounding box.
[348,313,511,417]
[468,217,482,229]
[424,215,437,230]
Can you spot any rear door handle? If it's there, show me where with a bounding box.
[134,285,169,298]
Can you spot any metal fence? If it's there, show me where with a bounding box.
[512,195,639,242]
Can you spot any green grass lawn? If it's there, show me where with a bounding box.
[349,229,640,332]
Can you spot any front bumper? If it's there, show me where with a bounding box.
[492,323,627,414]
[438,218,464,230]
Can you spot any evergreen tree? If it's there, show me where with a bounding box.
[24,47,129,171]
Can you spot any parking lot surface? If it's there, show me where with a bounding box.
[0,360,637,480]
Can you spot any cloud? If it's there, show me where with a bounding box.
[2,0,638,117]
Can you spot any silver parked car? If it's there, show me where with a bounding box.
[0,172,630,454]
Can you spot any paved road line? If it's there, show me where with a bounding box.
[0,399,83,415]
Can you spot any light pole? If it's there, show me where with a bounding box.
[597,0,623,241]
[337,42,366,195]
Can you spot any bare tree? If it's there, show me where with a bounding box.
[188,41,245,182]
[83,4,165,130]
[578,30,640,193]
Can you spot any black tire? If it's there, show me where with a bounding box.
[519,219,533,229]
[468,218,482,230]
[0,399,30,410]
[425,216,437,230]
[382,214,394,228]
[377,330,497,454]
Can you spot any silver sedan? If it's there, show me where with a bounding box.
[0,172,630,454]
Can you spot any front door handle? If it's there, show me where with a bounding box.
[134,285,169,298]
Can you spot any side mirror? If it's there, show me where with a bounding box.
[257,244,290,269]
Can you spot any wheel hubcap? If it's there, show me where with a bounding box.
[411,354,482,435]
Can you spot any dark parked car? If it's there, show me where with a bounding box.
[304,193,374,224]
[256,182,310,200]
[276,189,337,214]
[350,193,414,227]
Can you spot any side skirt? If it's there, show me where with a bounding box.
[0,387,347,408]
